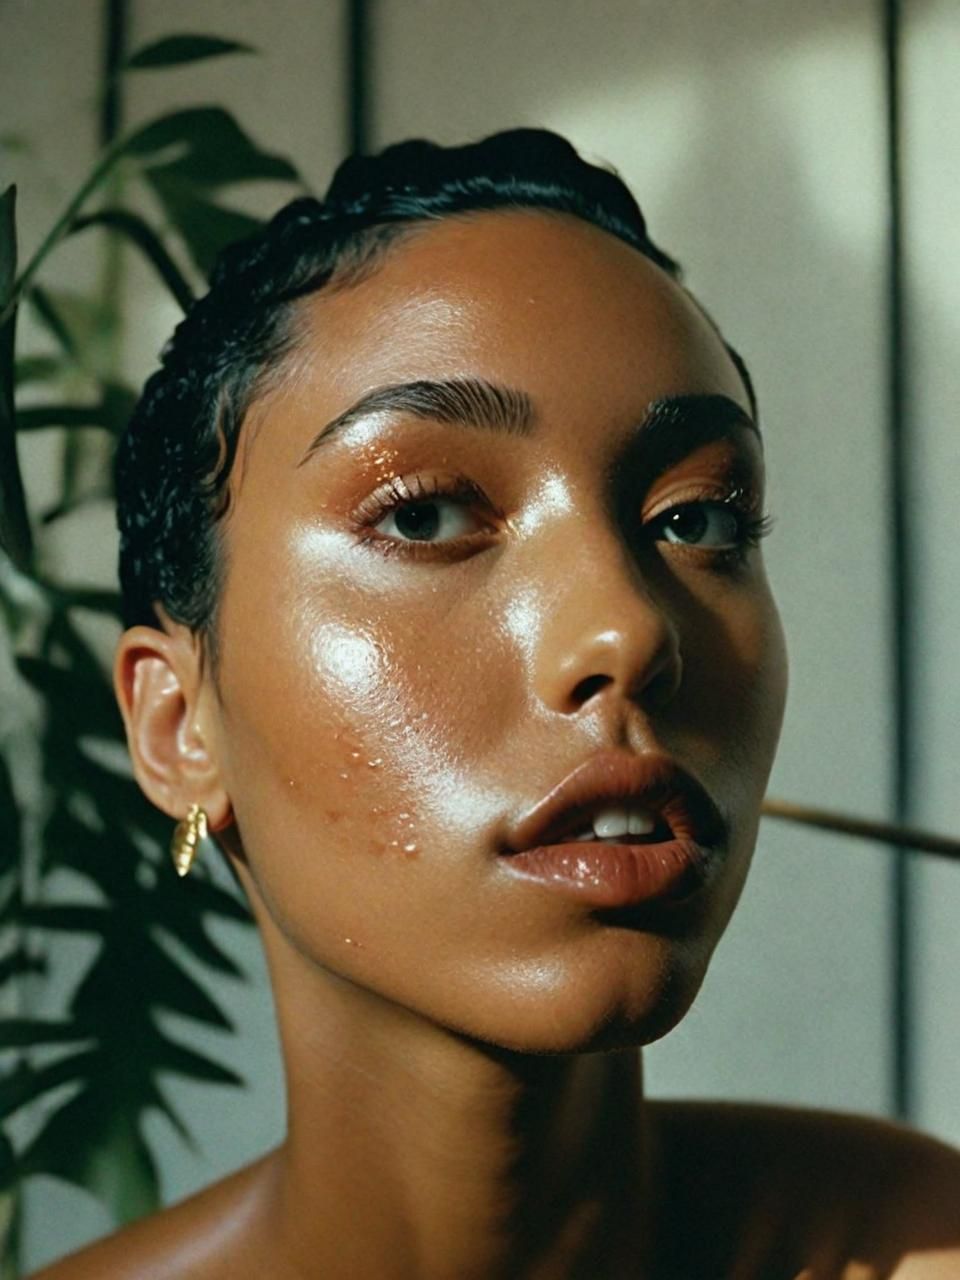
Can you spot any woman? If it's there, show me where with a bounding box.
[36,130,960,1278]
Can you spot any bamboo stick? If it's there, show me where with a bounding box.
[761,797,960,863]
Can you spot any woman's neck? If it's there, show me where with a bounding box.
[259,955,654,1279]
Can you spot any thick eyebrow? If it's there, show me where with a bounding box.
[607,394,761,523]
[297,376,535,466]
[633,393,760,468]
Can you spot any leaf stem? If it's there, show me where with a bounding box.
[0,137,130,331]
[72,210,194,312]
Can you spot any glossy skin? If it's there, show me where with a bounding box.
[208,209,785,1055]
[44,210,958,1278]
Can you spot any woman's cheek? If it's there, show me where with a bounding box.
[220,510,526,878]
[244,599,492,850]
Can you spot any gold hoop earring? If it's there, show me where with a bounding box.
[171,804,208,878]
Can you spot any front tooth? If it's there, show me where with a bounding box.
[627,810,657,836]
[592,807,630,839]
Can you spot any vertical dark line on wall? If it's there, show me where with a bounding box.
[347,0,373,155]
[63,0,128,506]
[882,0,913,1122]
[100,0,129,146]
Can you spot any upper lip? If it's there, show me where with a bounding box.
[503,750,727,854]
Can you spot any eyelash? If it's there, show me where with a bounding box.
[351,473,772,564]
[647,500,774,567]
[351,474,500,559]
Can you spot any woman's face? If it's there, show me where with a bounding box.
[209,210,787,1052]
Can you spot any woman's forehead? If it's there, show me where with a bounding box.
[239,210,751,480]
[302,212,744,399]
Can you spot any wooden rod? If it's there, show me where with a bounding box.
[761,797,960,863]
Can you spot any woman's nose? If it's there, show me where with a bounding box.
[530,534,682,717]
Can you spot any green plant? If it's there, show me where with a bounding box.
[0,33,301,1268]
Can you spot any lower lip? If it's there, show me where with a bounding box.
[501,839,712,908]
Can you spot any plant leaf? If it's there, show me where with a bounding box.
[84,1107,161,1221]
[39,488,113,525]
[146,173,262,276]
[43,771,163,875]
[0,947,45,988]
[0,185,33,569]
[101,379,138,431]
[40,585,122,617]
[18,1088,160,1219]
[156,1038,243,1087]
[16,655,123,743]
[26,287,98,367]
[0,1050,97,1120]
[154,907,244,977]
[14,354,63,385]
[70,209,195,312]
[0,751,19,883]
[71,937,234,1031]
[18,904,111,934]
[0,1126,14,1190]
[14,378,135,436]
[150,1081,193,1147]
[169,873,252,924]
[0,186,16,306]
[131,107,298,187]
[15,404,115,433]
[38,806,132,893]
[0,1018,94,1048]
[125,34,255,71]
[43,607,108,679]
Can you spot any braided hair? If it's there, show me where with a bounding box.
[115,128,753,643]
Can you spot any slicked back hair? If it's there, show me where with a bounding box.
[115,128,756,648]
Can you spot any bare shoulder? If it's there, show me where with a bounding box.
[649,1099,960,1277]
[27,1153,276,1280]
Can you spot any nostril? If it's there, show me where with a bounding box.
[570,673,613,707]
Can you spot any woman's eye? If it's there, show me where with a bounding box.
[374,497,480,543]
[652,501,746,549]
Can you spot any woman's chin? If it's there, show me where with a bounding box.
[436,933,713,1057]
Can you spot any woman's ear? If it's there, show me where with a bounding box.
[114,619,232,831]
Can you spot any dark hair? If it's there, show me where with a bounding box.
[115,127,755,642]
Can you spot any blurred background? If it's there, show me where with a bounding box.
[1,0,957,1272]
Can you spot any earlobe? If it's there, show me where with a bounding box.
[113,624,232,830]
